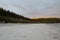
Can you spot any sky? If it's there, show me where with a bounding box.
[0,0,60,18]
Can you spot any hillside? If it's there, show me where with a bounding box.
[0,8,30,23]
[0,7,60,23]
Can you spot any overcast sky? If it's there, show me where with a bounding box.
[0,0,60,18]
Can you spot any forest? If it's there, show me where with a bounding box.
[0,8,30,23]
[0,7,60,23]
[30,18,60,23]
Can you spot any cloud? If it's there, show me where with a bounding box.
[0,0,60,18]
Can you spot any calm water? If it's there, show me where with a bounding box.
[0,23,60,40]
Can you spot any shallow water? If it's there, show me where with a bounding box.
[0,23,60,40]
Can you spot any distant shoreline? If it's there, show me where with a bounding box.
[0,7,60,23]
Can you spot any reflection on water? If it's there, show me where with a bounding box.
[0,23,60,40]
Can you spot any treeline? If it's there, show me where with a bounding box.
[30,18,60,23]
[0,8,30,23]
[0,7,60,23]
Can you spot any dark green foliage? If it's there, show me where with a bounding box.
[0,8,25,19]
[0,8,30,23]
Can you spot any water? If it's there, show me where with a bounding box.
[0,23,60,40]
